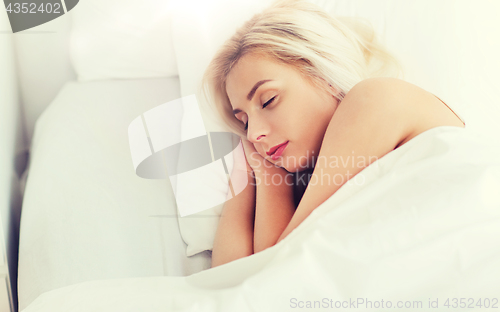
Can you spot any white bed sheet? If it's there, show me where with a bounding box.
[21,125,500,312]
[18,77,211,312]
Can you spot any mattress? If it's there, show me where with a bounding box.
[17,77,211,311]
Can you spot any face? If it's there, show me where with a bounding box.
[225,53,340,172]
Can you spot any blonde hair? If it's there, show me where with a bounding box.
[201,0,403,138]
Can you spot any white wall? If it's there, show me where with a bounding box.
[0,5,25,312]
[12,11,76,148]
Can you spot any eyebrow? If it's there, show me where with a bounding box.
[232,79,273,115]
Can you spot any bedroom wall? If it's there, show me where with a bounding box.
[12,10,76,149]
[0,6,26,312]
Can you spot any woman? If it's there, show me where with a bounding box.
[202,0,466,268]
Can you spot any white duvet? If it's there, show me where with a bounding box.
[23,126,500,312]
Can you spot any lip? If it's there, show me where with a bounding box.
[266,141,289,156]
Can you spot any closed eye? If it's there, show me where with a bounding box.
[244,96,276,130]
[262,95,276,108]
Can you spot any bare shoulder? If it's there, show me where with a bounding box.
[346,77,433,112]
[339,77,421,150]
[343,77,463,149]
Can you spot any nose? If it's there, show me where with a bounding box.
[247,116,269,144]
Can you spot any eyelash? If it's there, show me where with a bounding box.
[244,96,276,130]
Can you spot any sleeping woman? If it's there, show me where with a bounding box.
[202,0,466,268]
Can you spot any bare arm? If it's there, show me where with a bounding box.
[211,168,256,268]
[253,165,295,253]
[210,138,296,265]
[210,139,258,269]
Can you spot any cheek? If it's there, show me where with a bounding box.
[256,145,267,158]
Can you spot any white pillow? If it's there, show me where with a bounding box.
[171,0,275,257]
[69,0,178,82]
[171,0,500,256]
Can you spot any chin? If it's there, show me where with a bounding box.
[280,155,313,173]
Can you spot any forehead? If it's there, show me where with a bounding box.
[225,53,292,103]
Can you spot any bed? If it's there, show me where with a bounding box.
[15,0,500,311]
[17,78,213,310]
